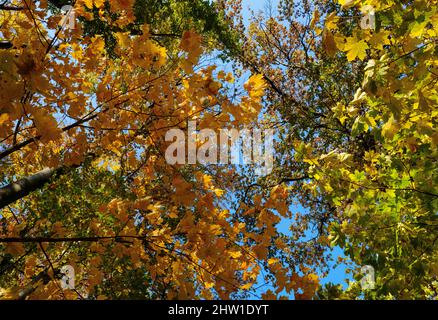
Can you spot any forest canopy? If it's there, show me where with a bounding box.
[0,0,437,300]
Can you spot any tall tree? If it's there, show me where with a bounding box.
[223,0,437,299]
[0,0,320,299]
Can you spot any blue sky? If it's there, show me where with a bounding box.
[204,0,352,298]
[204,0,353,297]
[238,0,352,296]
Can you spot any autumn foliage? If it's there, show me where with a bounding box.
[0,0,437,300]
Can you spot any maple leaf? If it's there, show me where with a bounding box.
[90,36,105,54]
[94,0,105,8]
[229,251,242,259]
[31,109,62,142]
[344,38,369,61]
[83,0,94,9]
[381,117,399,140]
[338,0,356,9]
[0,113,9,126]
[180,29,203,66]
[322,28,337,57]
[0,0,436,302]
[244,74,267,99]
[240,283,253,290]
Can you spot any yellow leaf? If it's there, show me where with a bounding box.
[339,0,356,9]
[229,251,242,259]
[213,188,225,197]
[90,36,105,54]
[83,0,93,9]
[244,74,267,99]
[381,117,399,140]
[94,0,105,8]
[369,31,391,50]
[325,12,338,30]
[241,283,253,290]
[180,29,202,64]
[31,109,62,142]
[310,9,320,29]
[344,38,369,61]
[268,258,279,265]
[0,113,9,126]
[71,43,83,60]
[307,273,319,283]
[169,211,178,219]
[410,20,428,37]
[115,32,131,48]
[202,174,213,187]
[0,287,22,300]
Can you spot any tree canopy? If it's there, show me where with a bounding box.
[0,0,437,300]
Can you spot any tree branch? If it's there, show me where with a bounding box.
[0,167,59,209]
[0,5,24,11]
[0,107,107,161]
[0,151,99,209]
[0,235,150,243]
[0,41,13,49]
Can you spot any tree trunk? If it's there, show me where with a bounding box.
[0,167,58,210]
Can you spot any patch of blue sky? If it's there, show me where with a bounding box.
[205,0,353,298]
